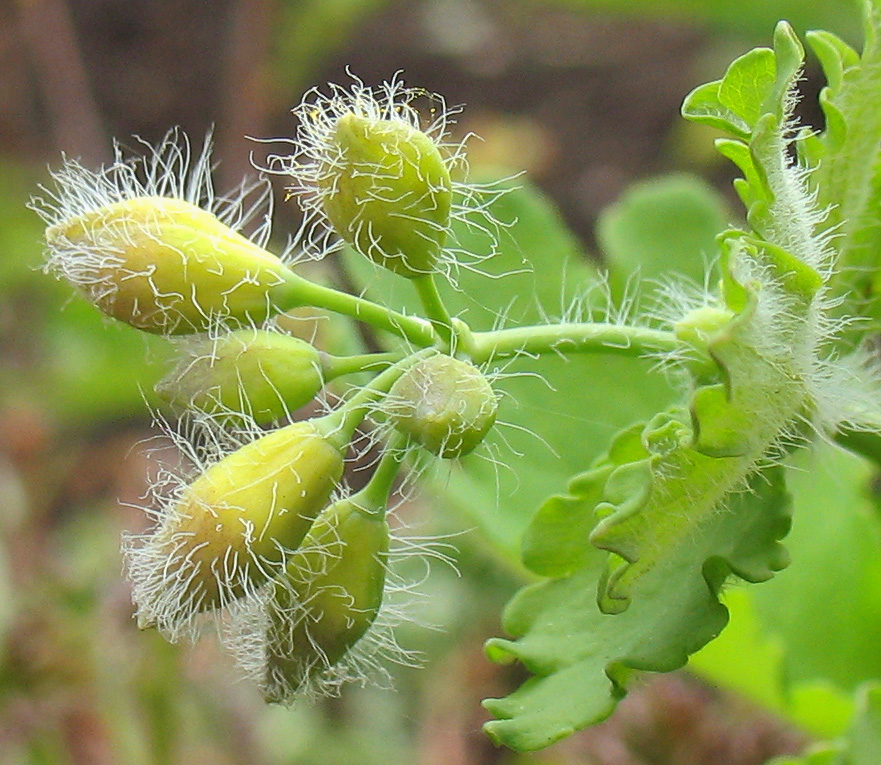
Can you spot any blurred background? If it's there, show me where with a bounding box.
[0,1,868,763]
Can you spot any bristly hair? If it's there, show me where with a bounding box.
[262,71,512,277]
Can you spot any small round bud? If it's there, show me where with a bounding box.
[45,196,299,334]
[674,305,734,381]
[263,497,388,702]
[386,355,497,458]
[319,112,452,278]
[126,420,344,638]
[156,329,324,424]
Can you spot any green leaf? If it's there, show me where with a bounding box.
[483,466,792,751]
[689,588,854,740]
[804,4,881,320]
[718,47,777,128]
[681,80,750,140]
[596,173,732,289]
[521,465,612,578]
[683,24,802,140]
[752,444,881,692]
[769,683,881,765]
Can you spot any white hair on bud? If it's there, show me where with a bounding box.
[221,490,454,704]
[29,130,301,332]
[121,408,281,642]
[31,129,276,250]
[261,71,513,278]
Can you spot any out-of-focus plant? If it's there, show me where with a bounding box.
[29,0,881,757]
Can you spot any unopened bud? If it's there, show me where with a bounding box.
[674,305,734,381]
[386,355,497,457]
[126,419,344,638]
[263,497,388,702]
[156,329,324,423]
[45,196,299,334]
[320,112,452,278]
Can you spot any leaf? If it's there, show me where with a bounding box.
[482,465,792,751]
[752,444,881,692]
[802,4,881,319]
[596,173,732,290]
[718,47,777,128]
[689,588,854,740]
[682,25,802,139]
[770,683,881,765]
[681,80,749,140]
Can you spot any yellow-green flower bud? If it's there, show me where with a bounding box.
[156,329,324,424]
[45,196,299,334]
[262,497,388,702]
[386,355,497,458]
[126,419,344,639]
[320,112,452,278]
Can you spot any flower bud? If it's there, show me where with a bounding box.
[319,112,452,277]
[263,497,388,702]
[674,305,734,381]
[126,419,344,638]
[45,196,299,334]
[156,329,324,424]
[386,355,497,457]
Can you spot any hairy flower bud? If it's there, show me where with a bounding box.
[319,112,453,277]
[262,496,389,703]
[126,419,344,639]
[44,196,299,334]
[674,305,735,381]
[386,355,497,457]
[156,329,324,423]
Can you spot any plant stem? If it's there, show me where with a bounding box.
[321,351,404,381]
[359,432,410,511]
[319,349,436,448]
[411,274,454,350]
[281,271,438,348]
[469,322,685,364]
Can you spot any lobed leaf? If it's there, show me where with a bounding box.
[483,465,792,751]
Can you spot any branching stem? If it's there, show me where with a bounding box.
[359,432,410,511]
[319,349,436,449]
[281,271,438,348]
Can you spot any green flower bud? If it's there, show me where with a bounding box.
[386,355,497,458]
[674,305,734,381]
[263,497,388,702]
[44,196,299,334]
[156,329,324,424]
[320,112,452,278]
[126,419,344,638]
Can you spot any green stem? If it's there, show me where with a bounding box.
[469,322,685,364]
[321,351,404,381]
[319,349,435,448]
[411,274,454,350]
[280,270,437,348]
[359,432,410,511]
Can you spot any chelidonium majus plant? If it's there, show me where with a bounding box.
[32,10,881,751]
